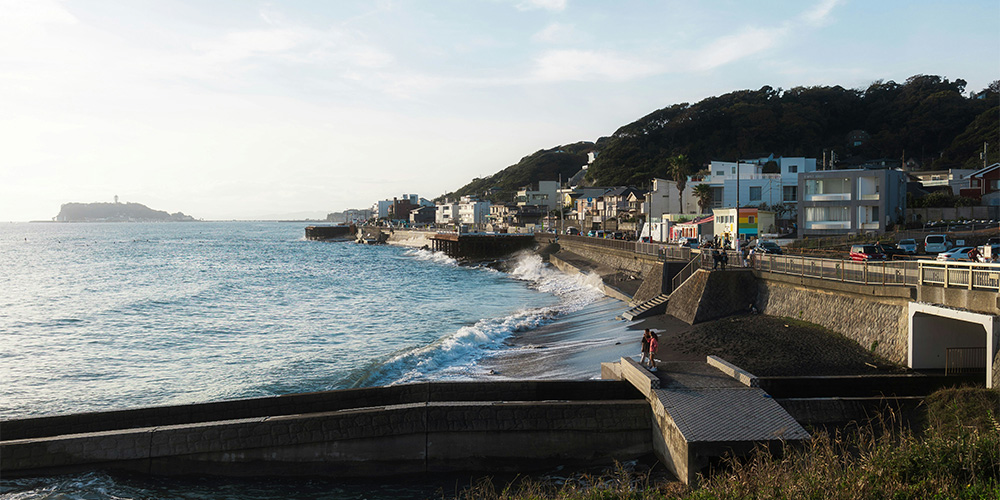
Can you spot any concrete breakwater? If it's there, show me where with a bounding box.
[1,381,650,479]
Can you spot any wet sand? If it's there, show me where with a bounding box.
[483,294,900,380]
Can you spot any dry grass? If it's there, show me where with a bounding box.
[451,387,1000,500]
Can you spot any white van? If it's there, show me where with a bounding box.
[923,234,953,254]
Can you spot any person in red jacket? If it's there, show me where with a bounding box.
[647,331,659,372]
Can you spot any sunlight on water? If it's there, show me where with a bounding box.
[0,222,614,500]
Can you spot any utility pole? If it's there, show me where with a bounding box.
[559,173,564,236]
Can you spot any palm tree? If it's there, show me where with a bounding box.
[692,183,713,214]
[668,155,690,213]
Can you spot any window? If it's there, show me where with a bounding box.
[749,186,762,201]
[716,170,725,176]
[783,185,797,201]
[748,216,756,224]
[788,165,798,173]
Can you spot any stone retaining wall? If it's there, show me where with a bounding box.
[756,280,910,364]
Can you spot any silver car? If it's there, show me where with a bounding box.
[897,238,917,254]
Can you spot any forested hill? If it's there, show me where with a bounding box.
[443,141,597,203]
[587,75,998,186]
[56,202,196,222]
[447,75,997,198]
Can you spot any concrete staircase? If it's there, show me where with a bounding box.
[621,293,670,321]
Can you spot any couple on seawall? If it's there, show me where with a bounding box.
[640,328,658,372]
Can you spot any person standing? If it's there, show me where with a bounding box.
[648,331,659,372]
[640,329,651,366]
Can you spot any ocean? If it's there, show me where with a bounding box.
[0,222,634,499]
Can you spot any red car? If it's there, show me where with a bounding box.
[849,244,887,261]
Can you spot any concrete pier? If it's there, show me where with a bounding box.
[429,233,535,259]
[304,225,355,241]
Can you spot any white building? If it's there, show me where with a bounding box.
[435,202,460,225]
[458,196,491,227]
[644,178,682,223]
[516,181,560,212]
[374,200,394,219]
[683,157,817,214]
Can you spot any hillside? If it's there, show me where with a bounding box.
[586,75,998,186]
[443,141,599,203]
[445,75,998,196]
[56,202,196,222]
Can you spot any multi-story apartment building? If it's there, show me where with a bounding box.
[798,169,907,236]
[458,196,491,227]
[683,157,817,214]
[435,201,460,225]
[516,181,560,212]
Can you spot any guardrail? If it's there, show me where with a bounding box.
[918,261,1000,292]
[550,233,1000,292]
[557,234,692,260]
[752,254,919,286]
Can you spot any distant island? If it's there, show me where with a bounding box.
[55,202,197,222]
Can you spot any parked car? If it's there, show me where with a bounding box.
[923,234,953,254]
[936,246,974,262]
[896,238,918,254]
[678,237,700,248]
[755,240,783,254]
[565,227,580,235]
[849,244,887,261]
[874,242,906,260]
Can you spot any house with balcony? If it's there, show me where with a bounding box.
[598,187,645,221]
[683,157,815,215]
[458,196,492,228]
[959,163,1000,205]
[911,169,977,195]
[435,201,460,225]
[516,181,560,212]
[798,169,907,236]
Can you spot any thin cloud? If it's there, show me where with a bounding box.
[690,27,782,71]
[802,0,843,26]
[531,49,661,82]
[515,0,567,12]
[532,22,576,43]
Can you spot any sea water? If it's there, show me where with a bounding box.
[0,221,613,499]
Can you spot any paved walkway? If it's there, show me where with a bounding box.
[650,361,808,444]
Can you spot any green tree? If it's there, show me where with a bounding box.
[692,183,713,214]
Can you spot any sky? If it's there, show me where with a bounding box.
[1,0,997,221]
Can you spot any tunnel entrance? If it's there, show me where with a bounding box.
[908,302,997,388]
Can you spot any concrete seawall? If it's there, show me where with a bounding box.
[2,381,652,478]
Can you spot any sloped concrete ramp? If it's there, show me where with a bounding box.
[605,357,809,485]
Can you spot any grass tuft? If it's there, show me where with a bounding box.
[451,387,1000,500]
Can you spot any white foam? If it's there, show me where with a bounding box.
[362,252,608,385]
[403,247,459,266]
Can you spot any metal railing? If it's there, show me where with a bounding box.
[945,347,988,375]
[555,233,1000,292]
[558,234,692,261]
[918,261,1000,292]
[752,254,919,286]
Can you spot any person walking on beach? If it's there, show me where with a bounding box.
[640,329,651,366]
[647,331,659,371]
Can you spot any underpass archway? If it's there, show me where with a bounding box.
[908,302,997,388]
